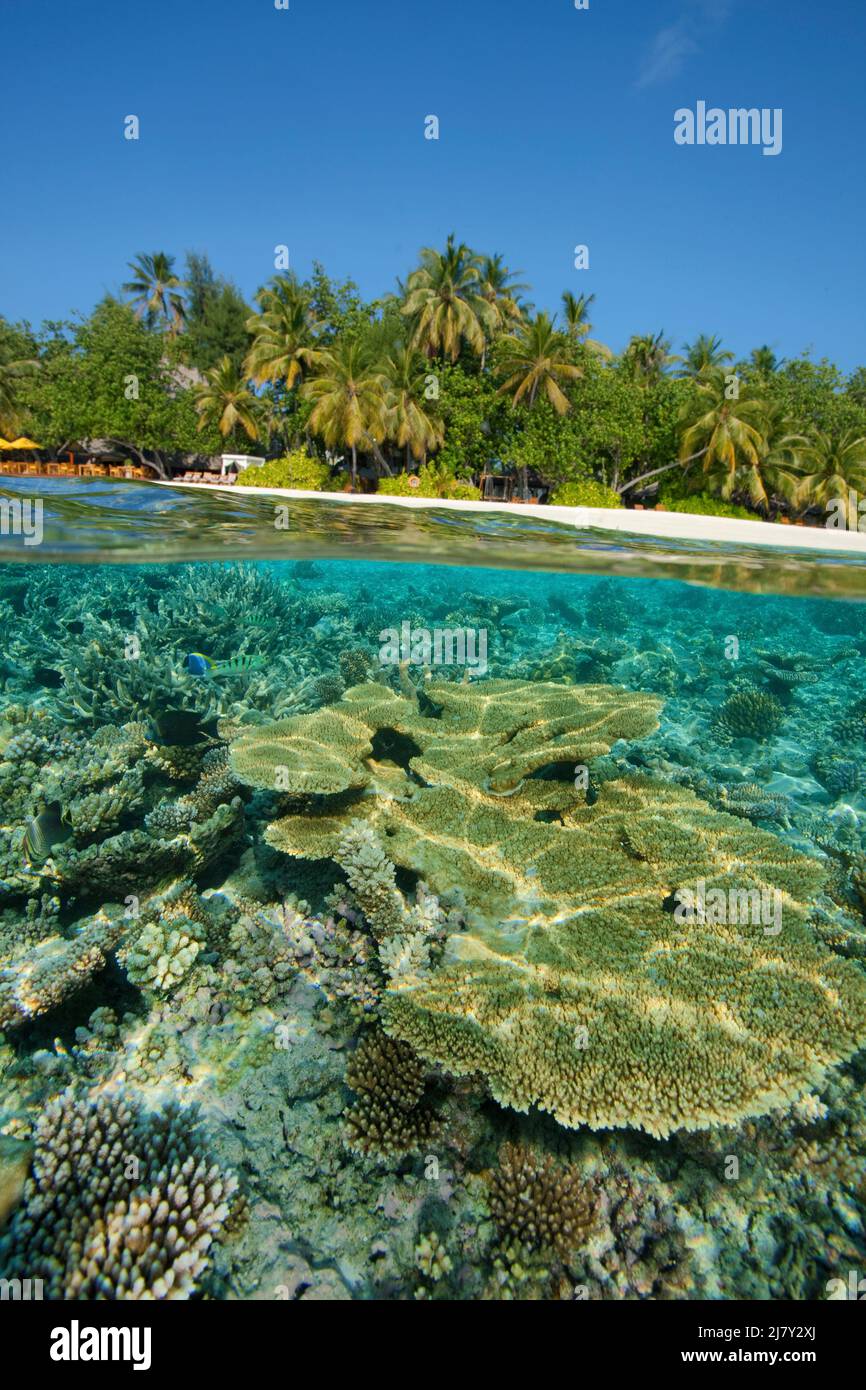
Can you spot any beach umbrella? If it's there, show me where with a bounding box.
[2,436,43,450]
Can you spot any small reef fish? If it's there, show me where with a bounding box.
[184,652,266,678]
[23,802,72,866]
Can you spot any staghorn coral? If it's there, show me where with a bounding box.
[714,782,792,826]
[378,931,432,983]
[339,647,374,687]
[488,1143,596,1261]
[311,673,346,706]
[715,688,784,740]
[221,902,306,1010]
[811,753,862,797]
[336,821,428,942]
[0,1087,237,1299]
[344,1030,440,1157]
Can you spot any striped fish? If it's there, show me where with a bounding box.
[184,652,266,679]
[23,803,72,866]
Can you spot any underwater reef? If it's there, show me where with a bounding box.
[1,559,866,1300]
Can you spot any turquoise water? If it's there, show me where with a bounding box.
[0,480,865,1300]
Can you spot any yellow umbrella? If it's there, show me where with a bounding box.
[1,436,43,449]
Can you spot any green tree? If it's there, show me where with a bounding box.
[792,429,866,513]
[435,363,512,479]
[302,339,386,486]
[194,356,260,441]
[678,333,733,377]
[496,312,582,413]
[182,252,251,372]
[749,345,782,378]
[380,345,444,467]
[123,252,186,335]
[245,274,319,390]
[477,254,527,367]
[561,291,611,359]
[621,332,674,384]
[22,299,219,473]
[738,402,804,513]
[306,263,372,343]
[401,235,489,362]
[0,318,39,435]
[677,367,768,499]
[761,355,866,438]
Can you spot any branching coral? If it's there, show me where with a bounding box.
[715,688,784,741]
[488,1143,596,1261]
[120,882,209,995]
[0,909,125,1031]
[336,821,428,942]
[0,1087,237,1299]
[344,1030,440,1157]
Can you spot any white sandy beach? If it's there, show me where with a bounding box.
[156,482,866,558]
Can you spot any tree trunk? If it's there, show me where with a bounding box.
[351,445,357,488]
[617,448,708,495]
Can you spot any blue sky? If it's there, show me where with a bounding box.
[1,0,864,369]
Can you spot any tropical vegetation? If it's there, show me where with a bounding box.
[3,237,866,521]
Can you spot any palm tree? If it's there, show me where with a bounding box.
[678,333,733,378]
[561,291,612,359]
[621,332,673,384]
[792,429,866,513]
[380,344,444,467]
[678,367,767,498]
[496,312,582,413]
[123,252,186,334]
[194,356,260,440]
[621,366,767,498]
[497,313,583,497]
[477,255,527,367]
[401,235,489,362]
[244,274,319,389]
[0,352,38,436]
[749,345,782,378]
[739,402,805,513]
[302,340,386,487]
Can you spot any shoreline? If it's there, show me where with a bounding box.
[154,481,866,557]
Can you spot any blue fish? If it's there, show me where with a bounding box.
[185,652,213,676]
[184,652,266,679]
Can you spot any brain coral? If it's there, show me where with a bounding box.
[229,679,866,1137]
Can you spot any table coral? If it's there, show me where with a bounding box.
[229,678,866,1138]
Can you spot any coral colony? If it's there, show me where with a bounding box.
[0,557,866,1301]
